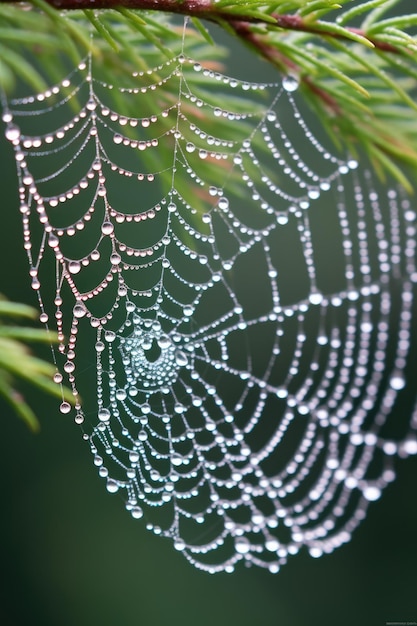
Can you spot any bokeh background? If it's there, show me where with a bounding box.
[0,4,416,626]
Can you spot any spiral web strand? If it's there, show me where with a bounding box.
[3,28,417,573]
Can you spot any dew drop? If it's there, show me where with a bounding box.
[309,292,323,305]
[102,221,114,235]
[105,330,116,342]
[98,408,111,422]
[106,479,119,493]
[390,374,405,390]
[73,302,86,318]
[308,189,320,200]
[131,506,143,519]
[363,486,381,501]
[110,253,121,265]
[86,98,96,111]
[68,261,81,274]
[158,335,171,349]
[175,350,188,367]
[403,438,417,455]
[60,401,71,414]
[116,389,127,401]
[218,197,229,210]
[54,372,63,384]
[129,450,140,463]
[64,361,75,373]
[265,539,279,552]
[174,539,186,551]
[5,125,20,142]
[172,454,182,467]
[282,75,299,92]
[48,233,59,248]
[235,537,250,554]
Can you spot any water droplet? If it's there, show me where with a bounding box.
[308,189,320,200]
[110,253,121,265]
[5,125,20,142]
[105,330,116,342]
[282,75,299,92]
[363,486,381,501]
[116,389,127,401]
[174,539,186,551]
[265,539,279,552]
[131,506,143,519]
[102,221,114,235]
[183,305,194,316]
[106,479,119,493]
[175,350,188,367]
[403,438,417,455]
[60,401,71,414]
[86,98,96,111]
[390,374,405,390]
[129,450,140,463]
[235,537,250,554]
[158,335,171,349]
[98,408,111,422]
[68,261,81,274]
[309,547,323,558]
[309,292,323,305]
[73,302,86,318]
[48,233,59,248]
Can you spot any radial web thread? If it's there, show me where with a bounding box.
[3,33,417,573]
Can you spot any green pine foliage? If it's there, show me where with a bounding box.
[0,298,74,431]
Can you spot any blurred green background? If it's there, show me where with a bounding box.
[1,6,417,626]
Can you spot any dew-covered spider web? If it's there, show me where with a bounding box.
[3,22,417,573]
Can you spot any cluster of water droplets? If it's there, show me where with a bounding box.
[3,37,417,573]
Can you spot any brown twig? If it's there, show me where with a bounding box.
[0,0,405,55]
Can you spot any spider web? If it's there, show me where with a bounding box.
[3,26,417,573]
